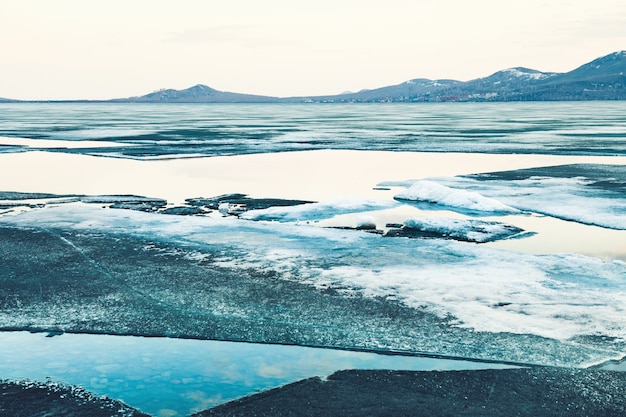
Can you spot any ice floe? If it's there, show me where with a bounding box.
[241,198,397,222]
[386,164,626,230]
[390,217,529,243]
[394,180,519,215]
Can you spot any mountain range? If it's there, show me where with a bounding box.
[5,51,626,103]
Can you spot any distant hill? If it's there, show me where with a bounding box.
[288,79,463,103]
[120,51,626,103]
[116,84,280,103]
[3,51,626,102]
[521,51,626,100]
[295,51,626,102]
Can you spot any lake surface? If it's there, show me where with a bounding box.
[2,102,626,159]
[1,102,626,415]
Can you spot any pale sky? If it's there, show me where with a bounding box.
[2,0,626,100]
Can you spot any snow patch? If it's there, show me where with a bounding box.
[356,215,377,230]
[241,198,397,222]
[394,180,519,214]
[501,68,550,80]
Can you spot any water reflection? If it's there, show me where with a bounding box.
[0,331,515,416]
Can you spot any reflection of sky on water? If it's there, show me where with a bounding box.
[0,135,137,149]
[0,331,515,416]
[484,213,626,261]
[1,149,624,260]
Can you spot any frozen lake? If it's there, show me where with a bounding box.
[1,102,625,415]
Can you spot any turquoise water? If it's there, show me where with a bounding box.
[0,331,515,416]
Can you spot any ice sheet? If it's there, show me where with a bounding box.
[3,102,626,158]
[3,204,625,344]
[389,167,626,230]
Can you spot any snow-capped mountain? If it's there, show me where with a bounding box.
[121,51,625,102]
[311,51,626,102]
[3,51,626,102]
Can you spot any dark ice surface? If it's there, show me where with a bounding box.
[1,224,624,368]
[186,193,315,210]
[465,164,626,194]
[197,368,626,417]
[0,379,148,417]
[4,367,626,417]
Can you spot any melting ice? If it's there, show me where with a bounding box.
[3,203,626,345]
[394,180,519,215]
[386,164,626,230]
[241,198,397,222]
[2,103,626,373]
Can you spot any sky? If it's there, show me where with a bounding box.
[1,0,626,100]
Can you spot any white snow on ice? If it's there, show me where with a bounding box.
[240,198,397,222]
[394,175,626,230]
[3,204,626,343]
[394,180,519,214]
